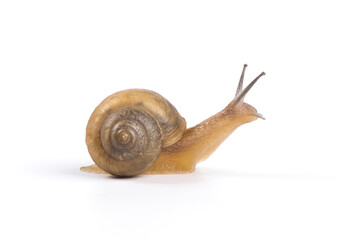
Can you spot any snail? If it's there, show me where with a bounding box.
[82,64,265,177]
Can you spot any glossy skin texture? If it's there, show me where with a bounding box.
[82,65,265,176]
[144,102,258,174]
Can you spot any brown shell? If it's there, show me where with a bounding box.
[86,89,186,176]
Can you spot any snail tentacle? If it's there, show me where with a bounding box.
[235,64,248,97]
[231,71,265,108]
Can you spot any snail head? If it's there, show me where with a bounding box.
[227,64,266,121]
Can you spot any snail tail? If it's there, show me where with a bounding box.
[80,164,109,175]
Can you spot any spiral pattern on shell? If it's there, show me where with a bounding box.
[100,107,162,171]
[86,89,186,176]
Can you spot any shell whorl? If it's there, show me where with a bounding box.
[86,89,186,176]
[100,107,162,163]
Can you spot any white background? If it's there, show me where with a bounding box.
[0,0,359,239]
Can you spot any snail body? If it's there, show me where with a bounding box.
[82,65,265,177]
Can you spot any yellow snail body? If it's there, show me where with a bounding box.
[82,65,265,177]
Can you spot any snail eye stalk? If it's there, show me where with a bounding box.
[235,64,248,97]
[230,65,265,108]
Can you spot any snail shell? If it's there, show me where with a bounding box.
[86,89,186,176]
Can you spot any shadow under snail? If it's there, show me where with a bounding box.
[82,64,265,177]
